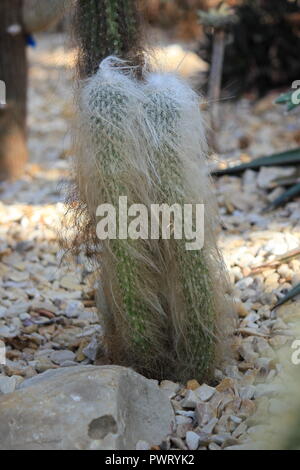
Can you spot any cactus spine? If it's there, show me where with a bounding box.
[70,0,232,382]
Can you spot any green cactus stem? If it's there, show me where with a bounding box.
[74,0,143,79]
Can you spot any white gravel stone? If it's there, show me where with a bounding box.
[181,390,199,408]
[0,376,17,394]
[236,277,254,290]
[202,417,218,434]
[239,385,256,400]
[176,415,193,425]
[82,337,98,362]
[186,431,200,450]
[195,384,216,402]
[50,350,75,365]
[136,440,151,450]
[0,307,7,319]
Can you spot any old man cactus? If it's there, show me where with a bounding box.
[69,0,233,382]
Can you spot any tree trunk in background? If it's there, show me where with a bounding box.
[0,0,28,180]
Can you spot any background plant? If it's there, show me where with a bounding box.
[199,0,300,96]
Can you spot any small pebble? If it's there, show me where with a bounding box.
[195,384,216,402]
[50,350,75,365]
[185,431,200,450]
[0,375,17,394]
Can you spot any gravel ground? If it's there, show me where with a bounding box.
[0,34,299,450]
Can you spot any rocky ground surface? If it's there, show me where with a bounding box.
[0,34,299,450]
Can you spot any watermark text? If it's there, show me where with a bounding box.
[96,197,205,251]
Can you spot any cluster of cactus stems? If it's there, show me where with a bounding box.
[71,0,231,382]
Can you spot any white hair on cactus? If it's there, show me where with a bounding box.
[71,56,234,381]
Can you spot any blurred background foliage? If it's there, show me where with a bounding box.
[144,0,300,96]
[199,0,300,96]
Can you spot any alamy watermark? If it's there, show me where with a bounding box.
[291,339,300,365]
[291,80,300,106]
[95,196,205,251]
[0,80,6,107]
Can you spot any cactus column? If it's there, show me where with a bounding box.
[74,0,143,79]
[72,0,151,371]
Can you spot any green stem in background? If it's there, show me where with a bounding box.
[75,0,143,79]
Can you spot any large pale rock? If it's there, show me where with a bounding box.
[0,366,175,450]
